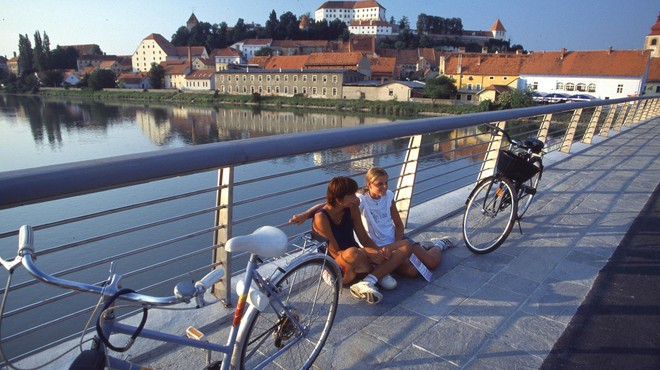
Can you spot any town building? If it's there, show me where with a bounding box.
[315,1,386,23]
[211,48,243,70]
[116,72,151,89]
[270,40,329,56]
[519,48,652,100]
[7,56,20,76]
[342,80,424,101]
[215,69,364,98]
[316,1,394,36]
[131,33,208,72]
[184,69,216,91]
[230,39,272,62]
[439,51,527,102]
[643,13,660,58]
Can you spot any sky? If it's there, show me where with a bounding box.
[1,0,658,58]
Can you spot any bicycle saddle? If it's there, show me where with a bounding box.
[523,138,544,154]
[225,226,288,258]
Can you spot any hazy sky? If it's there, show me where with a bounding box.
[1,0,658,58]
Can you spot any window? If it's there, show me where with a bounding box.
[243,75,247,82]
[323,75,327,83]
[617,84,623,93]
[284,86,288,94]
[332,87,337,96]
[332,75,338,83]
[489,76,494,80]
[284,75,288,82]
[531,82,538,91]
[565,83,575,91]
[258,75,263,82]
[294,86,298,94]
[275,86,280,93]
[576,83,586,92]
[588,83,596,92]
[312,75,317,82]
[467,83,473,90]
[243,86,247,93]
[503,76,508,80]
[556,82,564,90]
[293,75,298,82]
[267,75,271,82]
[389,90,393,96]
[651,39,658,46]
[267,86,271,93]
[312,87,317,95]
[250,75,254,81]
[476,84,482,90]
[276,75,280,82]
[303,75,307,82]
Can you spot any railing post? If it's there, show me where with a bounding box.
[624,101,639,127]
[537,114,552,143]
[612,103,628,131]
[395,135,421,228]
[582,106,602,144]
[212,166,233,302]
[560,108,582,153]
[600,104,618,136]
[478,121,506,182]
[641,99,651,121]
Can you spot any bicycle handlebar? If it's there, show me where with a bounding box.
[3,225,224,307]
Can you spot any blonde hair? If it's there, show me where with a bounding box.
[362,167,389,194]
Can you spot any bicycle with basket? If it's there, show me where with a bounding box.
[0,225,341,370]
[462,123,545,254]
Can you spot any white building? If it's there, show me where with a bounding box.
[348,20,396,36]
[519,48,652,100]
[132,33,208,72]
[315,1,387,28]
[230,39,272,62]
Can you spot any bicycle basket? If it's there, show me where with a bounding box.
[496,150,540,183]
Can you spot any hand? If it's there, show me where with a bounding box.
[363,247,389,264]
[288,212,308,225]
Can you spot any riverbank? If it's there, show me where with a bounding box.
[36,87,480,116]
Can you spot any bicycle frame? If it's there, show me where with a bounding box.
[1,225,327,370]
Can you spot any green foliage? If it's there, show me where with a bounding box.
[424,76,458,102]
[87,69,116,91]
[148,63,165,89]
[496,89,534,110]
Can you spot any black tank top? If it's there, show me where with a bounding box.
[316,208,356,250]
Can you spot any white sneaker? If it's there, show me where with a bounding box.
[421,236,458,251]
[349,281,382,304]
[378,274,397,290]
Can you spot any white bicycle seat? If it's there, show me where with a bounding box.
[225,226,287,258]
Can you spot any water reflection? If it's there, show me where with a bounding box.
[0,95,395,150]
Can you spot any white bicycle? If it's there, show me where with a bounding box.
[0,225,341,369]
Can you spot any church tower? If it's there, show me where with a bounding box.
[186,13,199,31]
[644,12,660,58]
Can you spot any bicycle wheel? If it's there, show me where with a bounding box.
[233,254,341,370]
[516,163,542,219]
[463,176,517,254]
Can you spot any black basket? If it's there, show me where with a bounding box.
[496,150,540,183]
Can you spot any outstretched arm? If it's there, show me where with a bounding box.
[289,203,325,225]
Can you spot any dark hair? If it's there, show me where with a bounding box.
[326,176,358,206]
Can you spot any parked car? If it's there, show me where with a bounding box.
[568,93,597,102]
[544,93,570,104]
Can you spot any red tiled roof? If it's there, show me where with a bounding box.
[368,56,396,74]
[317,1,384,10]
[242,39,273,46]
[264,55,310,70]
[306,52,364,68]
[270,40,329,48]
[143,33,178,56]
[186,70,215,79]
[175,46,207,58]
[520,49,651,77]
[248,56,271,68]
[211,47,240,58]
[444,53,527,76]
[649,13,660,36]
[490,19,506,32]
[160,60,189,75]
[647,58,660,82]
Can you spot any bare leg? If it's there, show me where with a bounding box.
[411,243,442,270]
[335,247,371,285]
[370,248,410,280]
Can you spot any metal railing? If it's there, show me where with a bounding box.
[0,96,657,364]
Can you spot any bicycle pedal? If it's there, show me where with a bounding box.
[186,326,205,340]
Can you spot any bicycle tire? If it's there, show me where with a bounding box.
[463,176,517,254]
[516,161,542,219]
[232,254,341,370]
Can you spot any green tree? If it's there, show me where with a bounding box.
[87,69,116,90]
[232,18,247,42]
[18,34,34,76]
[32,31,48,71]
[496,89,534,110]
[264,10,279,38]
[424,76,458,104]
[148,62,165,89]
